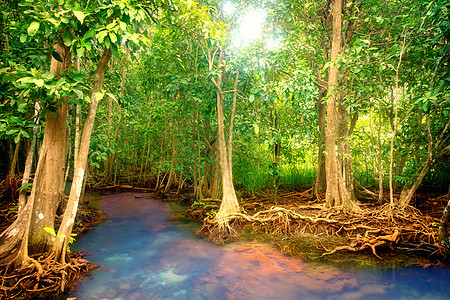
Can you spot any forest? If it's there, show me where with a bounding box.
[0,0,449,298]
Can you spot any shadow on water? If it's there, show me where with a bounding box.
[68,193,450,300]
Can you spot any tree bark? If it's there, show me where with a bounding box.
[74,56,82,171]
[18,104,40,212]
[0,143,47,266]
[325,0,353,209]
[316,72,327,193]
[52,48,112,262]
[438,196,450,248]
[377,98,384,204]
[337,92,356,202]
[273,105,281,204]
[9,136,20,175]
[28,41,71,254]
[164,122,177,194]
[209,50,240,221]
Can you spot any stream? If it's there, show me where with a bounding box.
[68,193,450,300]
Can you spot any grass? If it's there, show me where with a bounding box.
[234,162,316,193]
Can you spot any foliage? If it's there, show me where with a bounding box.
[1,0,448,197]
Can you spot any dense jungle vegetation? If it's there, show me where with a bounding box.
[0,0,449,297]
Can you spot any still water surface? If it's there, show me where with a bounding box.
[69,193,450,300]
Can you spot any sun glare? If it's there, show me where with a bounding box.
[232,9,267,48]
[222,1,236,15]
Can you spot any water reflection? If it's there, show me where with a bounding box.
[69,193,450,300]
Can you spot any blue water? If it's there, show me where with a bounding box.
[68,193,450,300]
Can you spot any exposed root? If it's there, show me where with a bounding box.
[191,191,450,260]
[0,252,96,299]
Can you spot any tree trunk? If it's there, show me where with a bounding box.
[316,73,327,193]
[74,57,82,170]
[273,106,281,204]
[325,0,353,209]
[337,92,356,202]
[64,123,71,187]
[399,118,450,208]
[0,142,47,266]
[5,137,20,202]
[438,195,450,248]
[210,146,221,199]
[389,32,408,209]
[9,136,20,175]
[377,99,384,204]
[53,48,112,262]
[28,41,71,254]
[18,104,40,212]
[164,123,177,194]
[209,50,240,221]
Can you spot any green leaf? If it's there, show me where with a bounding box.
[63,30,72,47]
[106,93,118,102]
[74,89,83,99]
[42,72,55,80]
[110,42,118,56]
[17,183,32,191]
[423,101,431,113]
[95,92,105,101]
[109,32,117,43]
[18,102,27,112]
[33,79,44,87]
[104,35,111,49]
[20,33,27,43]
[20,130,29,139]
[73,11,85,23]
[27,21,40,36]
[96,30,108,43]
[249,95,255,103]
[253,124,260,135]
[83,29,96,40]
[52,51,64,62]
[76,46,85,57]
[44,227,56,236]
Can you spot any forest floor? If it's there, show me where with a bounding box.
[179,189,450,267]
[0,180,106,299]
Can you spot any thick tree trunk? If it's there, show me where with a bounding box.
[325,0,353,209]
[53,48,112,262]
[0,143,47,266]
[210,146,221,199]
[28,41,71,254]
